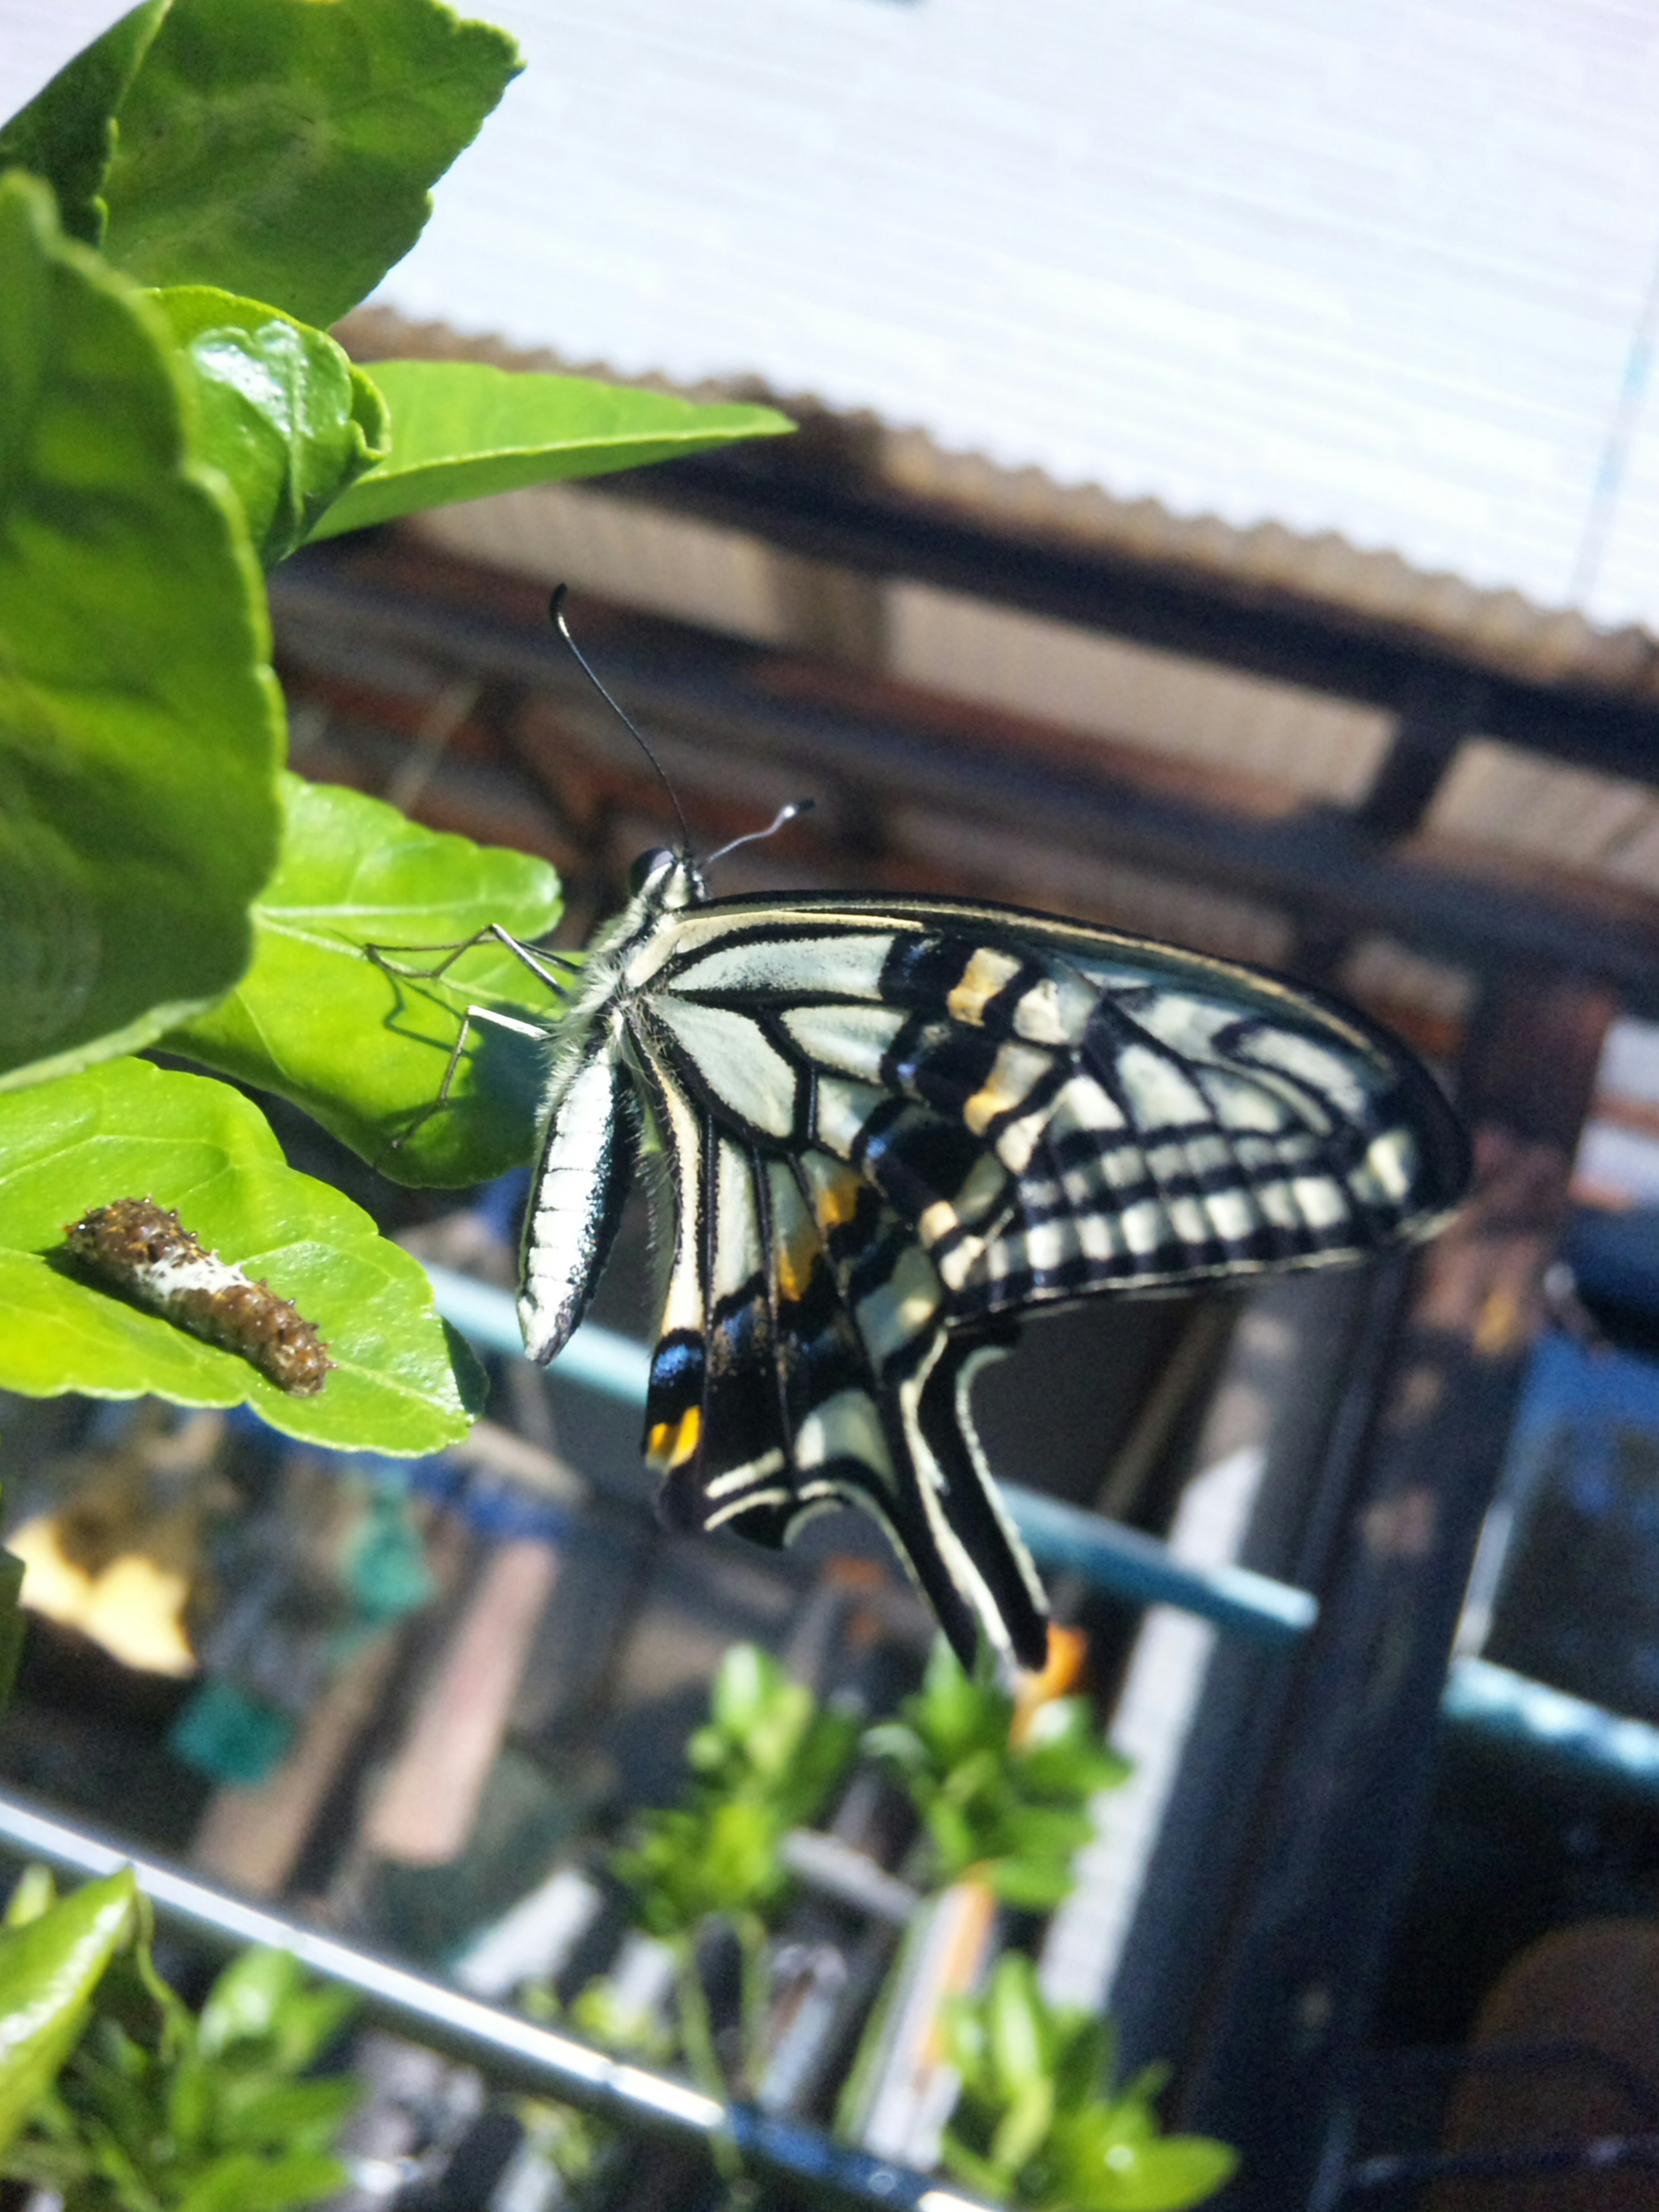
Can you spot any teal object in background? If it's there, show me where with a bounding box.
[170,1679,295,1787]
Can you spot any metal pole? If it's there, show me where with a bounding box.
[0,1786,990,2212]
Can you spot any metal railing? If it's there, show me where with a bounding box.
[0,1788,992,2212]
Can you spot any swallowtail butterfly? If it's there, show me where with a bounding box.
[64,1199,334,1397]
[420,852,1466,1676]
[390,602,1469,1675]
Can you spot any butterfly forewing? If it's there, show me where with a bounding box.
[523,883,1468,1673]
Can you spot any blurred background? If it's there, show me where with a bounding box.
[6,3,1659,2207]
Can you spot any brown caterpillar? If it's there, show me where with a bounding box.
[63,1199,333,1397]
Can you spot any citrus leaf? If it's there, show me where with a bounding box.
[0,0,170,245]
[100,0,521,329]
[0,1872,136,2158]
[310,360,794,540]
[165,776,563,1189]
[0,172,283,1094]
[0,1057,484,1453]
[150,289,389,568]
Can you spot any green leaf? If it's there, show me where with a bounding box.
[939,2134,1016,2205]
[1048,2110,1238,2212]
[3,1869,57,1931]
[310,360,794,540]
[0,172,283,1093]
[984,1856,1082,1911]
[0,1055,484,1453]
[150,289,389,568]
[0,0,170,245]
[166,775,563,1189]
[985,1956,1049,2097]
[196,1950,299,2059]
[213,2075,362,2155]
[0,1872,136,2157]
[100,0,522,328]
[174,2148,347,2212]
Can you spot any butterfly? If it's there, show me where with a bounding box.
[383,600,1469,1675]
[435,843,1462,1678]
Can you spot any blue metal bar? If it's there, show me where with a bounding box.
[991,1484,1318,1648]
[1443,1656,1659,1805]
[0,1787,991,2212]
[425,1265,652,1402]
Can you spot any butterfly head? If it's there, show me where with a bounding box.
[629,846,708,913]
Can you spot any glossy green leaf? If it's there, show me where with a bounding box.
[167,775,563,1189]
[151,289,389,567]
[0,173,284,1093]
[0,0,169,245]
[0,1872,135,2156]
[0,1056,484,1452]
[311,360,794,539]
[100,0,521,328]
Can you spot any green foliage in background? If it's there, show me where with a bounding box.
[2,1898,361,2212]
[614,1644,859,2107]
[865,1642,1128,1907]
[311,358,792,538]
[942,1955,1235,2212]
[617,1643,860,1939]
[0,0,791,1445]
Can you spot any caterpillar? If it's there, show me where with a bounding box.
[63,1199,333,1397]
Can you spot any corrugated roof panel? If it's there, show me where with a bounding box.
[349,308,1659,699]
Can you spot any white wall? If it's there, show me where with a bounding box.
[10,0,1659,628]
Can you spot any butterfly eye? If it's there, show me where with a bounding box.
[629,848,674,894]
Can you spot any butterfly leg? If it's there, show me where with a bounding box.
[365,924,579,995]
[392,1001,553,1150]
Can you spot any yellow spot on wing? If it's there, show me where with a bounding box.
[647,1404,702,1470]
[813,1167,864,1232]
[776,1223,818,1304]
[948,947,1022,1027]
[965,1041,1053,1136]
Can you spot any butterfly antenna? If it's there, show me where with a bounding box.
[703,798,816,871]
[549,585,690,850]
